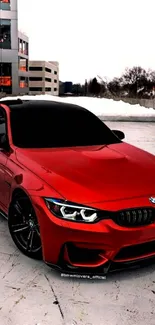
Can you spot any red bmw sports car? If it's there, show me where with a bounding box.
[0,98,155,275]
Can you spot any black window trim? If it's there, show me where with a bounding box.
[29,87,43,91]
[29,67,43,71]
[0,107,10,152]
[45,77,52,82]
[45,67,52,73]
[29,77,43,81]
[0,19,11,49]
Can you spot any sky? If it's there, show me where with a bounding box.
[18,0,155,83]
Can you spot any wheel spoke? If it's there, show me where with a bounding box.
[13,201,23,215]
[26,230,34,252]
[34,226,40,237]
[9,196,42,256]
[12,224,29,233]
[12,223,27,228]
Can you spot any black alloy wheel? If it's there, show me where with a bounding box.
[8,193,42,259]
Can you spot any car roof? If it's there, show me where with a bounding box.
[0,98,87,113]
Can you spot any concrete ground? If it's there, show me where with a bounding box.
[0,122,155,325]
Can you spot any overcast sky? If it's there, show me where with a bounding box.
[18,0,155,83]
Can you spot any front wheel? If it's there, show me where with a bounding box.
[8,193,42,260]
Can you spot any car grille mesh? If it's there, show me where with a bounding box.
[115,208,155,227]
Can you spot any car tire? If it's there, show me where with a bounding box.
[8,192,42,260]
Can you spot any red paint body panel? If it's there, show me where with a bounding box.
[15,143,155,204]
[0,100,155,271]
[32,195,155,266]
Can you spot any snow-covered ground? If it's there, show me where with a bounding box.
[1,94,155,121]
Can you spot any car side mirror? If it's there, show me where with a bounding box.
[112,130,125,140]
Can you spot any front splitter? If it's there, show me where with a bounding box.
[46,255,155,278]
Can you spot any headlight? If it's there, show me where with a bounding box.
[44,198,100,223]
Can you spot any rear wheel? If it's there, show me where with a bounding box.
[8,193,42,259]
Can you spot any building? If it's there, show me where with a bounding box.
[0,0,29,96]
[18,30,29,94]
[59,81,73,95]
[29,61,59,96]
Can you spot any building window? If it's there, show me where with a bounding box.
[18,39,22,52]
[26,43,29,56]
[0,63,12,94]
[18,40,28,56]
[45,67,51,73]
[0,19,11,49]
[54,88,57,92]
[45,88,51,92]
[54,79,57,83]
[19,58,28,72]
[29,66,43,71]
[45,78,51,82]
[29,87,42,92]
[54,71,57,75]
[23,42,26,55]
[29,77,43,81]
[0,0,10,11]
[19,76,28,88]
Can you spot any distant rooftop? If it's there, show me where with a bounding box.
[29,60,59,67]
[18,30,29,43]
[18,29,28,37]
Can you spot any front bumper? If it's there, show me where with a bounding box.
[46,255,155,277]
[32,196,155,275]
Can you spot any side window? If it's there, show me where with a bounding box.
[0,109,6,137]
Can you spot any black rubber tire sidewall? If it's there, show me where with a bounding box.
[8,193,42,260]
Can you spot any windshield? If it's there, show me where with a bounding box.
[10,104,120,148]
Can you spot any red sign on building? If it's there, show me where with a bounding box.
[0,76,12,86]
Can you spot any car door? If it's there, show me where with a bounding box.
[0,107,10,211]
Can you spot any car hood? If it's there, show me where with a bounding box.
[15,143,155,204]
